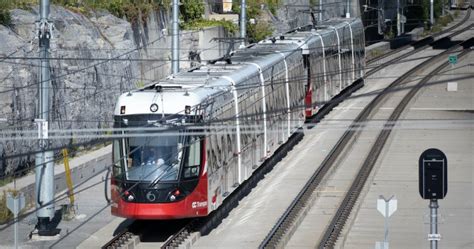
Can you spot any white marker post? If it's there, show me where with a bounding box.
[375,195,397,249]
[7,192,25,249]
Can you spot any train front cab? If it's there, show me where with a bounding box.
[110,115,209,219]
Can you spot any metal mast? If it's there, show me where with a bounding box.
[430,0,434,27]
[240,0,246,47]
[397,0,401,36]
[172,0,179,74]
[319,0,323,21]
[345,0,350,18]
[35,0,57,236]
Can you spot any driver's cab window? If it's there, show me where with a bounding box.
[184,136,201,178]
[112,139,123,177]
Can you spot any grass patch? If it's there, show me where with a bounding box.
[0,189,19,224]
[422,13,454,36]
[0,0,167,24]
[181,19,238,34]
[369,48,384,59]
[0,176,13,188]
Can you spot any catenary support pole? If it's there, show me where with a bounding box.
[397,0,401,36]
[319,0,323,21]
[430,0,434,27]
[240,0,246,47]
[401,0,405,34]
[172,0,179,74]
[346,0,350,18]
[35,0,56,236]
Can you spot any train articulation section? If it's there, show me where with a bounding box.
[110,17,365,220]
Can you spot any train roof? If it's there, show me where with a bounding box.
[114,18,362,117]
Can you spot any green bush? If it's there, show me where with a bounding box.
[247,21,273,43]
[232,0,276,43]
[0,0,12,26]
[181,19,238,34]
[178,0,238,35]
[0,191,13,224]
[180,0,204,23]
[0,9,11,27]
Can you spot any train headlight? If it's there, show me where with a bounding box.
[185,105,191,115]
[150,103,159,113]
[168,189,181,201]
[124,190,134,202]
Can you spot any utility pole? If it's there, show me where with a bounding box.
[240,0,246,48]
[397,0,401,36]
[442,0,445,16]
[171,0,179,74]
[35,0,57,236]
[345,0,350,18]
[430,0,434,27]
[319,0,323,21]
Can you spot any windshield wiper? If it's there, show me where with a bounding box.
[148,163,176,188]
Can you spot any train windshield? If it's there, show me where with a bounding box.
[121,132,185,182]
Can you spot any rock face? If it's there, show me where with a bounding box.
[0,2,314,175]
[0,5,231,176]
[0,6,141,176]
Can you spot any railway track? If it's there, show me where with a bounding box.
[319,37,473,249]
[159,78,365,249]
[366,19,472,78]
[259,25,473,249]
[100,76,365,249]
[101,229,138,249]
[101,9,472,249]
[367,8,471,65]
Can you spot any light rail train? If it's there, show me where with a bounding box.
[111,17,365,219]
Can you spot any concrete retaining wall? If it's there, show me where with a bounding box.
[365,27,424,61]
[0,146,111,209]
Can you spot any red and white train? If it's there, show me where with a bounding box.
[111,18,365,219]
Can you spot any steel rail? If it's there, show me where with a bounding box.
[318,38,473,249]
[101,229,138,249]
[102,12,473,249]
[366,22,474,78]
[259,27,473,249]
[158,79,365,249]
[367,8,471,65]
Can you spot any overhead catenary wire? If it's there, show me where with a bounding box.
[0,47,471,128]
[0,49,439,120]
[0,69,472,163]
[0,11,468,184]
[0,5,468,243]
[1,45,470,245]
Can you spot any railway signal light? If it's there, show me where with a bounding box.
[419,148,447,249]
[419,148,447,200]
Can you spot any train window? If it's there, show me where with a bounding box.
[122,133,184,182]
[184,136,201,178]
[112,139,123,177]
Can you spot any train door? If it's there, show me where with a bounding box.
[303,47,312,117]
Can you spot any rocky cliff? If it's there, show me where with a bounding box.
[0,5,226,176]
[0,0,341,176]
